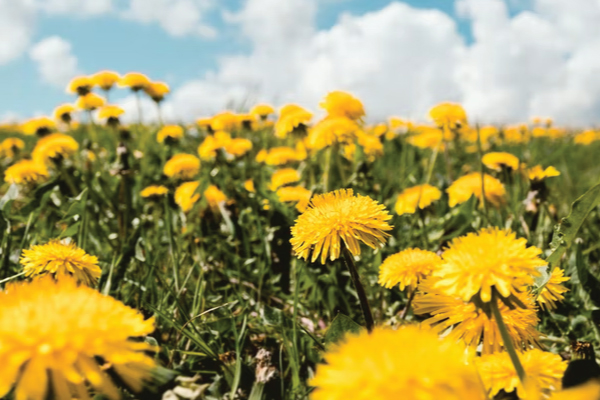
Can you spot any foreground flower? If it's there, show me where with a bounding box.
[528,165,560,182]
[0,276,156,400]
[447,172,506,207]
[276,186,312,212]
[319,91,365,121]
[163,154,200,180]
[378,248,442,291]
[141,185,169,198]
[482,152,520,171]
[275,105,312,138]
[92,70,120,91]
[477,349,566,399]
[20,240,101,286]
[21,116,56,136]
[291,189,392,264]
[76,92,106,111]
[5,159,49,185]
[0,137,25,158]
[157,125,184,143]
[53,103,76,124]
[394,184,442,215]
[66,75,93,96]
[429,102,468,130]
[310,325,486,400]
[551,380,600,400]
[175,181,200,212]
[269,168,301,190]
[537,268,570,311]
[433,227,545,303]
[32,133,79,164]
[119,72,151,91]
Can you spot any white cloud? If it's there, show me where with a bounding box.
[29,36,79,88]
[0,0,37,65]
[34,0,113,16]
[122,0,217,38]
[113,94,176,125]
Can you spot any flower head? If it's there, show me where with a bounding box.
[211,111,240,132]
[21,117,56,136]
[477,349,567,399]
[574,130,600,145]
[429,102,468,130]
[224,138,253,157]
[291,189,392,264]
[163,153,200,180]
[307,117,360,150]
[276,186,312,212]
[244,179,255,193]
[269,168,301,190]
[119,72,151,91]
[20,240,101,286]
[482,152,520,171]
[5,159,49,185]
[395,184,442,216]
[97,105,125,126]
[275,105,312,139]
[537,268,569,311]
[204,184,228,211]
[157,125,184,143]
[140,185,169,198]
[66,75,93,96]
[528,165,560,182]
[447,172,506,208]
[76,93,106,111]
[175,181,200,212]
[379,248,442,291]
[310,325,486,400]
[433,227,545,303]
[0,137,25,158]
[550,380,600,400]
[144,81,170,102]
[0,276,156,400]
[92,70,120,91]
[32,133,79,164]
[250,103,275,119]
[259,145,306,165]
[53,104,76,124]
[407,126,445,150]
[319,91,365,121]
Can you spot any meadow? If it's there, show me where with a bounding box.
[1,71,600,400]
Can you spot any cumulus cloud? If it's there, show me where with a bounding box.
[34,0,113,16]
[29,36,80,88]
[0,0,37,65]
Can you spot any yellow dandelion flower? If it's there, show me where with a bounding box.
[477,349,567,399]
[378,248,442,291]
[319,91,365,121]
[255,149,267,162]
[76,92,106,111]
[269,168,301,190]
[66,75,93,96]
[32,133,79,164]
[97,105,125,126]
[0,137,25,158]
[224,138,253,157]
[407,126,445,150]
[5,159,49,185]
[291,189,392,264]
[144,81,170,102]
[447,172,506,208]
[429,102,468,130]
[196,117,213,130]
[244,179,255,193]
[574,130,600,145]
[53,103,76,124]
[204,184,228,211]
[163,153,200,180]
[414,279,540,354]
[275,105,312,139]
[21,116,56,136]
[550,380,600,400]
[157,125,184,143]
[310,325,486,400]
[537,268,570,311]
[0,276,156,400]
[211,111,240,132]
[258,146,305,166]
[250,103,275,119]
[306,117,360,150]
[140,185,169,198]
[394,184,442,216]
[276,186,312,212]
[503,125,528,144]
[482,152,520,171]
[175,181,200,212]
[528,165,560,182]
[119,72,151,91]
[433,227,545,303]
[91,70,120,91]
[20,240,101,286]
[356,131,383,161]
[367,123,388,137]
[198,135,220,160]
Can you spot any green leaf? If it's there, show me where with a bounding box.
[59,222,80,238]
[547,182,600,269]
[324,313,362,345]
[0,184,19,211]
[574,240,600,307]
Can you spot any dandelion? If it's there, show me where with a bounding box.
[477,349,567,399]
[157,125,184,143]
[20,240,101,286]
[0,137,25,158]
[275,105,312,138]
[537,268,569,311]
[504,125,528,144]
[307,117,360,150]
[259,146,306,166]
[269,168,301,190]
[447,172,506,207]
[319,91,365,121]
[66,75,93,96]
[21,116,56,136]
[574,130,600,145]
[356,131,383,161]
[244,179,255,193]
[250,103,275,119]
[407,126,445,150]
[276,186,312,212]
[141,185,169,198]
[32,133,79,164]
[482,152,520,171]
[0,276,157,400]
[144,81,170,103]
[291,189,392,264]
[76,92,106,111]
[224,138,253,157]
[53,103,76,125]
[198,135,221,160]
[163,154,201,180]
[429,102,468,130]
[5,159,49,185]
[528,165,560,182]
[310,325,486,400]
[394,184,442,216]
[204,184,228,211]
[378,248,442,291]
[211,111,240,132]
[119,72,151,91]
[98,105,125,127]
[196,117,213,132]
[175,181,200,212]
[92,70,120,92]
[550,380,600,400]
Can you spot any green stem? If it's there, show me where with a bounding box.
[164,196,180,292]
[476,124,490,223]
[491,292,526,383]
[322,146,333,192]
[342,246,375,332]
[136,90,144,125]
[401,288,416,320]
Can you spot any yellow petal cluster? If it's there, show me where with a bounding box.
[157,125,184,143]
[482,152,520,171]
[269,168,301,190]
[4,159,49,185]
[163,153,201,179]
[395,184,442,215]
[379,248,442,291]
[175,181,200,212]
[276,186,312,212]
[447,172,506,207]
[32,133,79,164]
[140,185,169,198]
[319,91,365,121]
[0,137,25,158]
[537,268,569,311]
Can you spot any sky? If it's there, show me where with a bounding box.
[1,0,600,126]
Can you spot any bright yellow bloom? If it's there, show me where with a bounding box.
[414,279,539,354]
[97,105,125,126]
[447,172,506,208]
[0,276,156,400]
[4,159,49,185]
[482,152,520,171]
[319,91,365,121]
[224,138,253,157]
[250,103,275,118]
[20,240,101,286]
[275,105,312,138]
[276,186,312,212]
[504,125,529,144]
[477,349,566,399]
[574,130,600,145]
[291,189,392,264]
[140,185,169,198]
[119,72,151,91]
[66,75,93,96]
[244,179,255,193]
[32,133,79,164]
[175,181,200,212]
[429,102,468,130]
[269,168,300,190]
[550,380,600,400]
[157,125,184,143]
[21,116,56,136]
[407,126,445,150]
[258,145,306,166]
[307,117,360,150]
[198,135,221,160]
[163,153,200,179]
[394,184,442,216]
[310,325,486,400]
[211,111,240,132]
[53,104,76,124]
[0,137,25,158]
[433,227,545,303]
[204,184,228,211]
[528,165,560,181]
[356,131,383,161]
[537,268,569,311]
[144,81,170,102]
[378,248,442,291]
[76,92,106,111]
[196,117,213,130]
[91,70,120,91]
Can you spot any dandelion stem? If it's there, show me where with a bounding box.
[342,246,375,332]
[0,271,26,285]
[476,124,490,223]
[401,288,416,320]
[135,90,143,125]
[322,147,333,192]
[491,291,526,383]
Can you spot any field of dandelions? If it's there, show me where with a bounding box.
[1,71,600,400]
